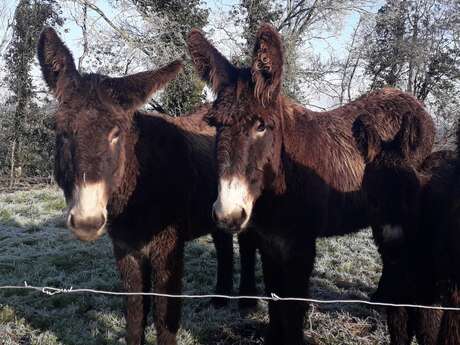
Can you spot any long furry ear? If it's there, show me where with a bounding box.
[353,114,382,163]
[37,27,79,100]
[251,23,283,106]
[101,60,183,111]
[395,113,421,158]
[187,28,237,94]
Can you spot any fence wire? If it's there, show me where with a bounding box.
[1,282,459,311]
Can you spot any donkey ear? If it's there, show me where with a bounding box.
[37,27,79,99]
[353,114,382,163]
[251,24,283,106]
[395,113,421,158]
[102,60,183,111]
[187,28,237,94]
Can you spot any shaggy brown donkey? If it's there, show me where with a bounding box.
[419,141,460,345]
[355,113,459,345]
[37,28,257,345]
[187,24,435,344]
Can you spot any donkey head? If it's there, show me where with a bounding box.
[353,113,423,232]
[188,24,284,233]
[38,28,182,241]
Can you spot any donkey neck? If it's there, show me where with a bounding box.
[109,111,191,217]
[278,99,365,194]
[109,109,216,231]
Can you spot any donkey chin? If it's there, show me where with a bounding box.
[66,182,109,242]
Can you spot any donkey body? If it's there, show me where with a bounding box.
[187,24,435,344]
[37,28,257,345]
[355,114,460,345]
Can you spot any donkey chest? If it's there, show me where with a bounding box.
[256,227,315,263]
[254,185,367,234]
[110,224,183,260]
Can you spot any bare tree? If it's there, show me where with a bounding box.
[365,0,460,144]
[338,15,366,105]
[225,0,372,103]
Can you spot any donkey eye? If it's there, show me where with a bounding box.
[109,127,121,144]
[255,120,266,132]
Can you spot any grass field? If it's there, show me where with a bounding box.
[0,186,397,344]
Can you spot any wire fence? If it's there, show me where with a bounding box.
[1,282,459,311]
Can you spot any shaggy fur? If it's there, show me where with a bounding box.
[355,113,460,345]
[38,27,258,345]
[187,24,435,345]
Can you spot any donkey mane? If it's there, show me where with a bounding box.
[273,88,433,194]
[57,73,117,106]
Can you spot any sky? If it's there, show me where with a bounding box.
[56,0,381,70]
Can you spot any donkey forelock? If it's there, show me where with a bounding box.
[204,70,280,128]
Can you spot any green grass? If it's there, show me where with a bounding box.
[0,186,404,344]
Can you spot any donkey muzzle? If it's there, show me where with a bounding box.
[212,203,248,234]
[67,209,107,241]
[67,181,108,241]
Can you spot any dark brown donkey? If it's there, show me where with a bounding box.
[418,133,460,345]
[37,28,257,345]
[355,113,460,345]
[187,24,435,345]
[355,113,450,345]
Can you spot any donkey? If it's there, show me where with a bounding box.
[37,28,257,345]
[187,24,435,344]
[418,135,460,345]
[354,113,459,345]
[355,113,448,345]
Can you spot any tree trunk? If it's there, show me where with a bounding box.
[407,5,419,94]
[9,140,16,188]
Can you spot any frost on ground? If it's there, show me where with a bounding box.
[0,186,402,344]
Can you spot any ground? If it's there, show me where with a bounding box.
[0,186,401,345]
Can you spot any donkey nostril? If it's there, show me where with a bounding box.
[69,213,76,229]
[240,208,247,222]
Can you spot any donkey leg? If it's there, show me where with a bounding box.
[371,225,389,301]
[436,290,460,345]
[237,230,258,310]
[279,241,315,345]
[114,243,151,345]
[372,225,410,302]
[151,229,184,345]
[260,249,284,345]
[211,231,234,308]
[437,310,460,345]
[414,309,443,345]
[387,307,415,345]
